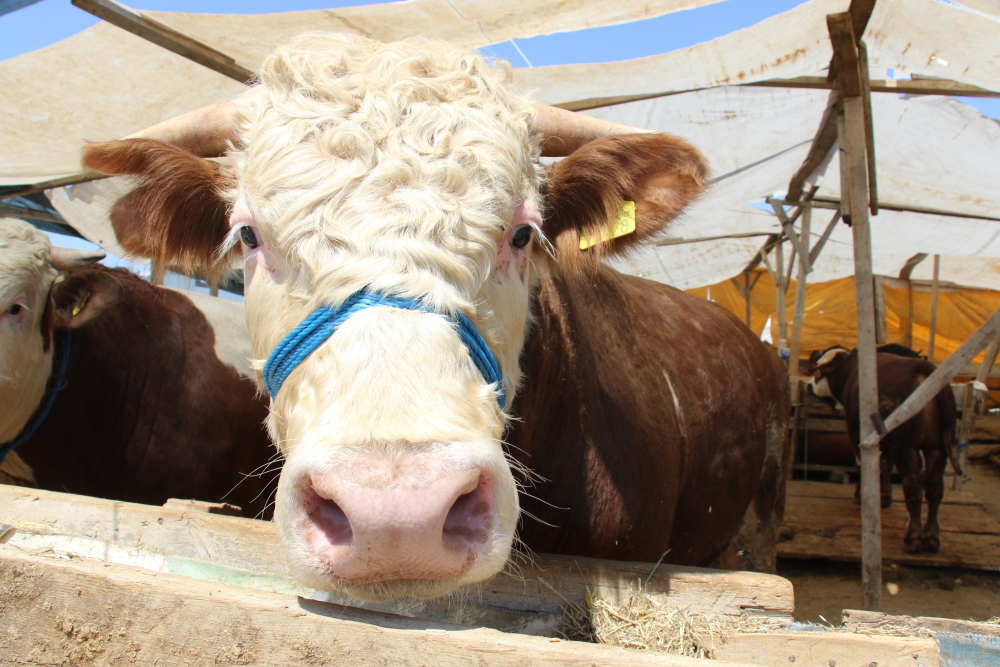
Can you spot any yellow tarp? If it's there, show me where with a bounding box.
[688,273,1000,364]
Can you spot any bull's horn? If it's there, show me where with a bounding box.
[124,100,237,158]
[119,99,647,160]
[534,104,656,157]
[49,247,106,271]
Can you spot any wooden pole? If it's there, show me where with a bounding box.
[874,276,888,345]
[976,336,1000,416]
[906,283,915,349]
[775,240,788,361]
[954,382,976,491]
[899,254,928,350]
[788,205,811,378]
[929,254,940,362]
[829,10,880,612]
[744,273,752,328]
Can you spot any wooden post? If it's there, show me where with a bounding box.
[745,273,752,327]
[899,254,928,350]
[929,254,940,361]
[874,276,887,345]
[788,205,811,378]
[830,10,881,612]
[954,382,976,491]
[149,257,165,286]
[977,335,1000,415]
[906,283,915,349]
[775,240,788,361]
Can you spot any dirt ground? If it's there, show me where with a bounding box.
[778,460,1000,625]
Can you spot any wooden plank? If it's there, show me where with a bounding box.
[0,548,754,667]
[858,41,878,215]
[654,231,773,247]
[975,336,1000,415]
[787,208,811,377]
[929,254,940,361]
[0,172,107,199]
[786,481,984,506]
[768,200,811,274]
[775,239,788,360]
[874,275,887,345]
[773,197,1000,222]
[0,204,64,224]
[971,417,1000,441]
[786,94,840,202]
[743,75,1000,98]
[777,526,1000,571]
[782,496,1000,535]
[955,382,976,490]
[0,486,795,625]
[73,0,252,83]
[713,632,938,667]
[808,210,840,266]
[558,76,1000,113]
[843,609,1000,639]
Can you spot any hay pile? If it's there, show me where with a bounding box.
[557,584,789,658]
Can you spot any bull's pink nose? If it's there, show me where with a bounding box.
[303,468,495,585]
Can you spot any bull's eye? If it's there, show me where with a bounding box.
[7,304,21,316]
[239,226,259,249]
[511,226,532,249]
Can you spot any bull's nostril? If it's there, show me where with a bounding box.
[310,493,353,547]
[442,477,492,550]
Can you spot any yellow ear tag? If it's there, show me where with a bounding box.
[72,291,91,317]
[580,200,636,250]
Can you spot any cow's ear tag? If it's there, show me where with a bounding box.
[72,291,91,317]
[580,200,636,250]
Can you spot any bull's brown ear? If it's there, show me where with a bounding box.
[543,134,708,270]
[49,269,123,331]
[82,139,233,279]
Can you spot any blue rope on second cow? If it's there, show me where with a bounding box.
[262,290,505,409]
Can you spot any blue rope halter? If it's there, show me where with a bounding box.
[262,290,505,409]
[0,330,72,465]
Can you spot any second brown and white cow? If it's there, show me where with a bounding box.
[82,34,789,600]
[808,345,959,553]
[0,218,277,517]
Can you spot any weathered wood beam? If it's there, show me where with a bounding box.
[743,233,782,274]
[768,199,812,274]
[860,307,1000,451]
[0,548,759,667]
[775,197,1000,221]
[0,204,64,224]
[72,0,253,83]
[809,210,842,265]
[0,171,107,199]
[786,93,841,202]
[899,253,928,350]
[775,239,788,358]
[787,205,812,376]
[557,75,1000,113]
[1,485,796,627]
[929,254,941,361]
[898,253,929,280]
[745,75,1000,98]
[874,275,888,344]
[830,8,881,612]
[654,231,773,246]
[976,336,1000,415]
[857,42,878,215]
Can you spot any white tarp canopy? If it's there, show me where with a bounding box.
[2,0,1000,292]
